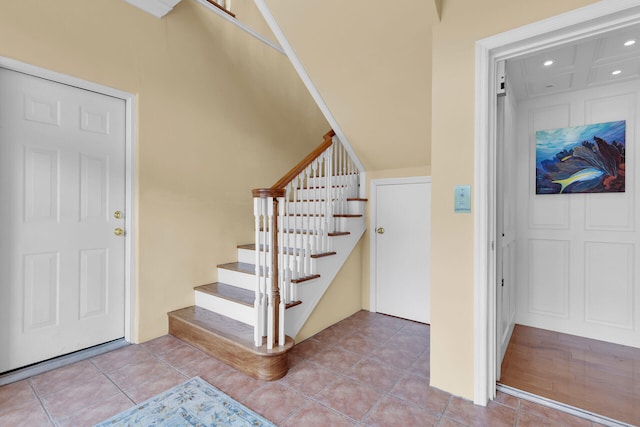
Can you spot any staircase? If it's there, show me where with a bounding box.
[168,131,366,381]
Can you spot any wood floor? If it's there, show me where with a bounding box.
[499,324,640,426]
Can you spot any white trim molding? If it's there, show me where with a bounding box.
[0,57,138,345]
[474,0,640,406]
[124,0,182,19]
[193,0,285,55]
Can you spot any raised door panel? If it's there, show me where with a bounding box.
[584,242,634,329]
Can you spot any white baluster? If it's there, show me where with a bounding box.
[277,197,286,346]
[266,197,274,350]
[311,160,319,255]
[259,198,268,339]
[253,197,261,346]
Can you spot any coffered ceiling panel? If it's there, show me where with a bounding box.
[507,24,640,100]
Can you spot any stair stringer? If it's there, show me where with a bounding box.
[284,218,366,339]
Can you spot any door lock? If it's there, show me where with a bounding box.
[376,227,385,234]
[114,211,123,219]
[114,228,124,236]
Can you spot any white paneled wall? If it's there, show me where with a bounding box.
[515,80,640,348]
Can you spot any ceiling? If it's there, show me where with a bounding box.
[507,23,640,100]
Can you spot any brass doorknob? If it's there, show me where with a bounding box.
[376,227,385,234]
[114,228,124,236]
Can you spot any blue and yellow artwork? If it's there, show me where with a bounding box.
[536,120,626,194]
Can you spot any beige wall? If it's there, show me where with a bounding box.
[0,0,330,342]
[430,0,598,399]
[296,239,364,342]
[264,0,437,172]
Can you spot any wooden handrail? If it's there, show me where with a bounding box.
[205,0,236,17]
[270,130,334,190]
[252,188,286,198]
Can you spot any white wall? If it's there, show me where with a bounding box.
[515,79,640,348]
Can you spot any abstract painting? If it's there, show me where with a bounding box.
[536,120,626,194]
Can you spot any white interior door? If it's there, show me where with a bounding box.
[496,88,518,379]
[374,178,431,323]
[0,68,127,372]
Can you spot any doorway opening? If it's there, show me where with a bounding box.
[475,2,640,424]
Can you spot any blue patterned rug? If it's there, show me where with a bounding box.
[95,377,276,426]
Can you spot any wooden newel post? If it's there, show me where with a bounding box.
[252,187,285,348]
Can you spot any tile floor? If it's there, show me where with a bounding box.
[0,310,607,426]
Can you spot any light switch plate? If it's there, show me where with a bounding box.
[454,185,471,213]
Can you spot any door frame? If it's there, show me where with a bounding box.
[0,57,137,344]
[369,175,432,313]
[474,1,640,405]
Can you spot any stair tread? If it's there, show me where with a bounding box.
[168,306,293,356]
[291,274,320,284]
[347,198,368,202]
[195,282,253,307]
[334,214,363,218]
[217,262,255,274]
[238,243,336,258]
[299,185,349,190]
[328,231,350,236]
[286,300,302,309]
[170,306,255,348]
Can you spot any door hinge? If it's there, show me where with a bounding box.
[501,278,504,287]
[496,60,506,97]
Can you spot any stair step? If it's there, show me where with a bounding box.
[194,282,254,325]
[291,274,320,284]
[217,262,256,291]
[238,243,336,258]
[333,214,363,218]
[286,300,302,309]
[168,306,293,381]
[347,198,368,202]
[217,261,255,274]
[328,231,350,236]
[195,283,253,306]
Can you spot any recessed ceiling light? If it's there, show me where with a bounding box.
[624,39,636,47]
[543,60,554,67]
[611,69,622,76]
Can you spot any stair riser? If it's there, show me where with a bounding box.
[347,200,366,215]
[283,216,331,230]
[285,201,327,214]
[285,200,364,215]
[237,247,255,264]
[261,231,336,250]
[237,253,321,278]
[296,187,352,200]
[217,268,255,291]
[168,311,292,381]
[195,291,254,326]
[278,215,363,230]
[255,217,364,254]
[306,176,357,187]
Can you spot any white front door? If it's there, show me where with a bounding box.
[374,178,431,323]
[0,68,127,372]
